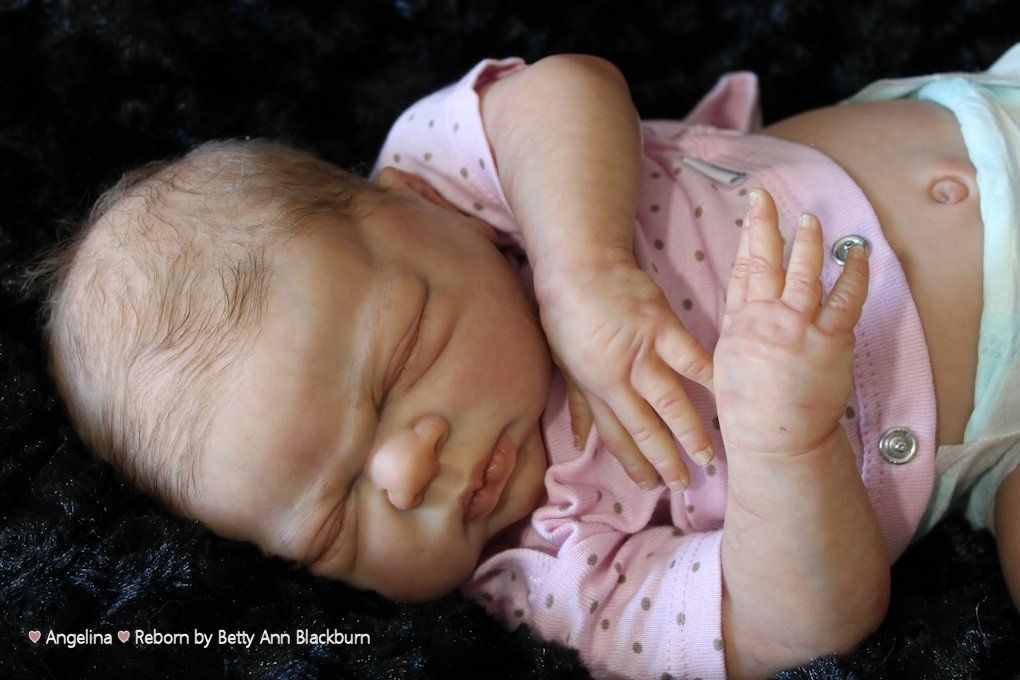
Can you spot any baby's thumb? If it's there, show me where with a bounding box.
[547,348,594,449]
[565,375,594,450]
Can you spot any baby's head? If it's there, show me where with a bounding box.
[27,139,552,601]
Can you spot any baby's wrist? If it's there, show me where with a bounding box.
[722,421,847,463]
[531,244,635,304]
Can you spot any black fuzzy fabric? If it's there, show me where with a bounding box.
[2,1,1019,678]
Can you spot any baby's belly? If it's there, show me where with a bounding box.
[758,99,982,446]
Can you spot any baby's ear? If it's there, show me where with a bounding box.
[374,166,458,211]
[374,166,499,243]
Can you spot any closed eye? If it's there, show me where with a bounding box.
[308,498,351,568]
[384,287,428,403]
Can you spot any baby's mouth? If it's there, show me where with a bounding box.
[462,433,517,522]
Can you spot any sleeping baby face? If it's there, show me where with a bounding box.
[190,167,553,601]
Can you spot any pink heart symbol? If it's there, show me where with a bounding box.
[118,630,130,643]
[28,630,41,644]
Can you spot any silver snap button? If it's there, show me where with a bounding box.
[831,235,871,265]
[878,427,917,464]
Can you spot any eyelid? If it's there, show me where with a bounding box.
[309,497,352,568]
[385,289,428,401]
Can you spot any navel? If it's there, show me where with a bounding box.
[929,176,969,205]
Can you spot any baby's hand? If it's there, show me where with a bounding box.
[714,189,869,456]
[534,248,716,492]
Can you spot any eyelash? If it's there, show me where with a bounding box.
[385,295,427,399]
[391,330,418,388]
[313,498,352,568]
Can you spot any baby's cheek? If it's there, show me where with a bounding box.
[381,507,477,562]
[370,529,478,600]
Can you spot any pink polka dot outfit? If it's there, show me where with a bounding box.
[370,58,937,680]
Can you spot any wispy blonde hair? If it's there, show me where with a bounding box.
[22,138,378,516]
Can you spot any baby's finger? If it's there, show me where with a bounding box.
[816,244,870,336]
[656,316,714,392]
[779,213,824,313]
[633,356,713,478]
[724,211,752,313]
[600,385,692,493]
[565,374,595,449]
[746,189,786,302]
[588,396,661,489]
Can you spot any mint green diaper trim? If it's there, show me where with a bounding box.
[844,44,1020,540]
[908,77,1019,444]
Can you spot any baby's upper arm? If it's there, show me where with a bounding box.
[993,464,1020,610]
[477,54,623,126]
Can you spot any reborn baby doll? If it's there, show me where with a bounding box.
[26,45,1020,679]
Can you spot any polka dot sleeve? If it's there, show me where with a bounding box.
[369,57,529,253]
[466,526,728,679]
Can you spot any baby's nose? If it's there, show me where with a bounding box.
[368,415,449,510]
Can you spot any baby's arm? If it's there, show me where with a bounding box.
[716,191,890,677]
[479,55,716,490]
[993,466,1020,611]
[478,55,639,279]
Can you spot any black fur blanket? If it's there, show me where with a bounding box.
[1,1,1018,677]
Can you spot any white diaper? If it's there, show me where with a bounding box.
[843,43,1020,539]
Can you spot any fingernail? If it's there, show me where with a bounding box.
[574,434,583,450]
[749,189,760,206]
[798,213,813,227]
[693,446,714,466]
[668,479,688,493]
[639,479,656,491]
